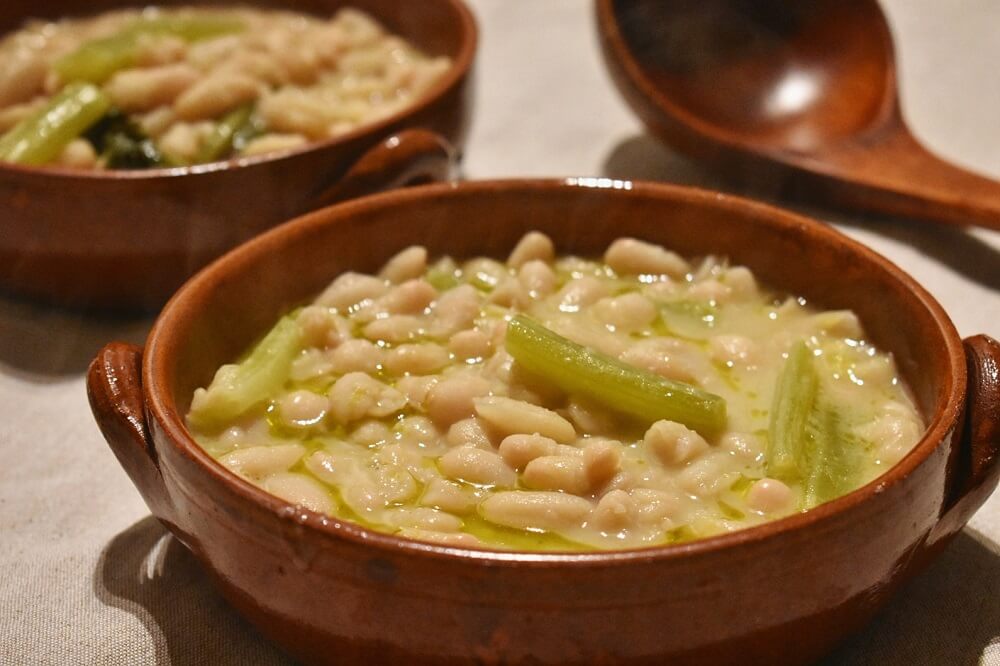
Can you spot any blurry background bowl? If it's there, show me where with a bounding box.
[88,179,1000,664]
[0,0,476,310]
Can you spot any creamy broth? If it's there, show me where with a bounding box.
[187,233,924,550]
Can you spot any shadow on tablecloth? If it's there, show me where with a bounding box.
[602,134,1000,293]
[0,293,152,381]
[95,516,1000,664]
[94,515,294,666]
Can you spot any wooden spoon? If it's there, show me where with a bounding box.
[597,0,1000,230]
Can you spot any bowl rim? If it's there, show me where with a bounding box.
[144,177,966,567]
[0,0,477,180]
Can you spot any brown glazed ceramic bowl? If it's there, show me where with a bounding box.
[0,0,476,310]
[88,180,1000,664]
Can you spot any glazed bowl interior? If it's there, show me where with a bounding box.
[147,179,963,556]
[0,0,474,176]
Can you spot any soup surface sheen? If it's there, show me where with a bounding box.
[188,233,924,550]
[0,6,449,168]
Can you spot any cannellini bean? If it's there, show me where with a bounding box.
[363,315,422,344]
[378,279,437,315]
[426,375,492,427]
[379,246,427,283]
[517,260,556,297]
[592,293,657,331]
[0,47,47,107]
[591,489,636,531]
[558,277,610,310]
[709,335,756,366]
[427,285,480,337]
[474,396,576,443]
[688,279,731,303]
[56,139,97,169]
[220,444,306,479]
[522,455,590,495]
[718,432,764,463]
[619,338,703,384]
[174,71,261,121]
[133,34,187,66]
[395,416,445,454]
[327,372,405,423]
[487,277,529,310]
[446,417,495,449]
[330,339,383,374]
[218,50,288,86]
[746,478,793,514]
[498,433,558,470]
[242,133,308,156]
[507,231,555,268]
[105,64,199,112]
[859,402,923,464]
[261,472,334,514]
[384,507,462,532]
[296,306,348,348]
[479,491,592,531]
[316,272,387,310]
[158,122,209,162]
[375,465,419,504]
[604,238,689,278]
[419,478,484,514]
[136,106,177,139]
[644,420,709,466]
[448,329,492,360]
[396,528,482,547]
[384,343,450,376]
[677,454,732,496]
[278,389,328,426]
[438,446,517,487]
[722,266,757,298]
[395,375,438,410]
[564,400,617,435]
[583,440,623,487]
[631,488,682,525]
[809,311,864,340]
[350,420,392,447]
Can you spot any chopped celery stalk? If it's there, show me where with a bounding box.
[198,103,257,163]
[187,316,302,431]
[55,16,245,84]
[766,341,818,482]
[802,407,862,509]
[0,83,110,165]
[504,315,727,436]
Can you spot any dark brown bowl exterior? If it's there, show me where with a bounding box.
[88,180,1000,664]
[0,0,476,309]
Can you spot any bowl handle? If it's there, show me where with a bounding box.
[931,334,1000,542]
[87,342,174,524]
[312,128,455,209]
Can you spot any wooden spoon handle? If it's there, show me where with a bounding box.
[817,124,1000,231]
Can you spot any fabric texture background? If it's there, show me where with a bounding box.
[1,0,999,663]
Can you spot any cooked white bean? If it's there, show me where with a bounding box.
[709,335,756,366]
[220,444,306,479]
[384,507,462,532]
[604,238,688,278]
[261,472,334,514]
[350,420,392,447]
[479,491,592,531]
[448,329,492,360]
[507,231,554,268]
[56,139,97,169]
[497,433,558,470]
[558,277,610,310]
[522,455,590,495]
[446,417,495,450]
[746,478,794,514]
[517,260,556,297]
[396,528,482,547]
[174,71,261,121]
[474,396,576,443]
[583,439,623,487]
[395,375,439,410]
[316,272,387,311]
[379,246,428,283]
[644,420,709,467]
[375,465,419,504]
[329,339,383,374]
[426,375,492,427]
[384,343,450,376]
[278,389,328,426]
[591,489,636,531]
[592,293,657,331]
[296,305,348,349]
[327,372,405,423]
[378,279,436,315]
[363,315,422,344]
[438,446,517,487]
[427,284,480,337]
[105,64,199,112]
[419,478,485,515]
[241,133,308,156]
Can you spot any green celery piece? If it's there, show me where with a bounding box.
[198,103,257,163]
[187,316,303,431]
[0,83,110,165]
[802,407,862,509]
[766,341,818,482]
[55,15,245,84]
[504,315,727,436]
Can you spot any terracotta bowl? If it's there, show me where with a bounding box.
[0,0,476,310]
[88,180,1000,664]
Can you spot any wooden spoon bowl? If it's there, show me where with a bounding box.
[597,0,1000,230]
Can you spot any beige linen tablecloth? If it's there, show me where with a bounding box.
[2,1,999,663]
